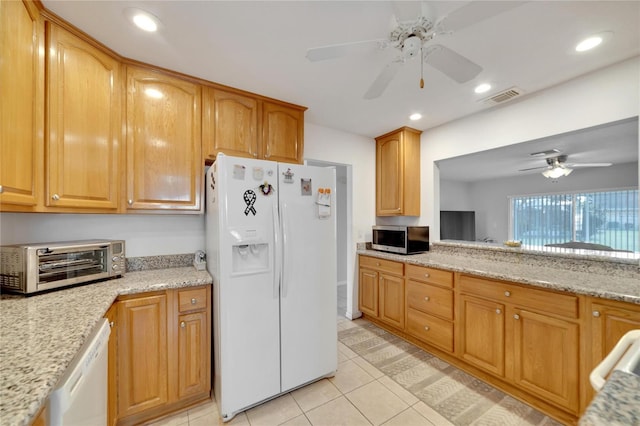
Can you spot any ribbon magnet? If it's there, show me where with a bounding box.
[259,181,274,196]
[243,190,257,216]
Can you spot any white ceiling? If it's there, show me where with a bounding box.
[42,1,640,139]
[437,117,639,182]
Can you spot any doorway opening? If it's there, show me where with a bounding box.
[306,159,353,318]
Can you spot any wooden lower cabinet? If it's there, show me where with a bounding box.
[109,287,211,425]
[358,256,404,330]
[117,294,169,418]
[586,297,640,404]
[379,273,405,329]
[358,268,378,317]
[510,308,580,413]
[458,294,505,376]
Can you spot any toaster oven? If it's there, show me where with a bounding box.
[0,240,125,295]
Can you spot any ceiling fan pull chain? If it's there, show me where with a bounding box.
[420,48,424,89]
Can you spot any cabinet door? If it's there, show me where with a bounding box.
[47,24,120,209]
[459,295,505,376]
[117,294,168,418]
[126,66,202,211]
[261,101,304,164]
[202,87,258,160]
[0,0,43,207]
[177,311,210,400]
[359,268,378,317]
[510,308,579,413]
[590,300,640,365]
[379,273,405,329]
[104,304,118,426]
[376,133,403,215]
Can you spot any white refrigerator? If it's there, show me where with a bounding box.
[205,153,337,421]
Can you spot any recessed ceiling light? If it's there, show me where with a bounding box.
[124,8,161,32]
[575,31,613,52]
[474,83,491,94]
[409,113,422,121]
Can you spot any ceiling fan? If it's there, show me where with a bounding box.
[305,1,524,99]
[519,153,613,179]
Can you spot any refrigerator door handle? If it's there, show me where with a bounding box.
[272,201,281,299]
[281,201,289,298]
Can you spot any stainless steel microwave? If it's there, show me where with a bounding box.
[0,240,125,295]
[372,226,429,254]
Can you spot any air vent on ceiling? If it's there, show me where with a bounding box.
[482,87,524,105]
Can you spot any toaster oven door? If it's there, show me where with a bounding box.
[36,245,111,291]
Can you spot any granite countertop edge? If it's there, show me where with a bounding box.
[0,266,213,426]
[579,370,640,425]
[357,249,640,304]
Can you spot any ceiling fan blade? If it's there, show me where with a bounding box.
[423,44,482,83]
[306,39,385,62]
[391,1,422,23]
[566,163,613,168]
[440,1,526,33]
[519,166,549,172]
[364,60,403,100]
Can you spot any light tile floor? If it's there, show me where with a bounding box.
[150,315,455,426]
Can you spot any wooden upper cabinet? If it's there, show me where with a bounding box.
[202,87,259,161]
[126,66,202,211]
[202,89,305,164]
[46,23,121,209]
[0,0,43,208]
[261,101,304,164]
[375,127,421,216]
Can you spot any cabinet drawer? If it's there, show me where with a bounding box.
[406,280,453,320]
[406,264,453,288]
[359,255,403,276]
[178,287,208,312]
[406,308,453,352]
[459,275,579,319]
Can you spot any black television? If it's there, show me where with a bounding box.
[440,211,476,242]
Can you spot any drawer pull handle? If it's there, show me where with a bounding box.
[424,296,430,302]
[504,291,511,297]
[376,262,380,266]
[496,309,501,315]
[180,321,186,328]
[424,273,430,278]
[513,314,520,320]
[191,298,197,305]
[424,325,430,331]
[592,311,601,318]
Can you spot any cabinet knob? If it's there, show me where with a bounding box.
[180,321,186,328]
[513,314,520,320]
[424,325,430,331]
[191,298,197,305]
[52,194,60,201]
[376,262,380,266]
[0,185,3,194]
[424,273,430,278]
[496,309,502,315]
[109,321,114,328]
[424,296,430,302]
[592,311,601,318]
[504,291,511,297]
[128,199,133,205]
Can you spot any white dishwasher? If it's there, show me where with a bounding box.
[47,318,111,426]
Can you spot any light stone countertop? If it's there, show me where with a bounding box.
[0,267,212,426]
[579,370,640,426]
[357,249,640,304]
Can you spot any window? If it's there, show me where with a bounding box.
[510,189,639,252]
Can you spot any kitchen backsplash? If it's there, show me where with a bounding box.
[126,253,195,272]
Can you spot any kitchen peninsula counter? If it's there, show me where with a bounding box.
[357,245,640,304]
[0,266,213,426]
